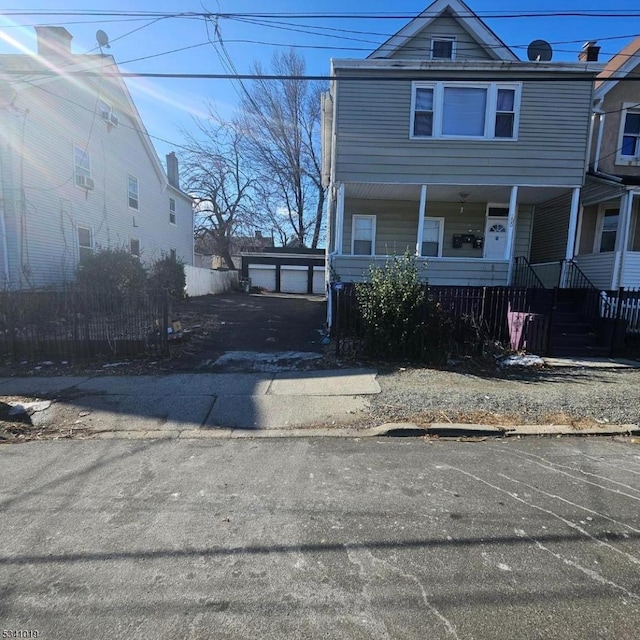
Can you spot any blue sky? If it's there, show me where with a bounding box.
[1,1,639,160]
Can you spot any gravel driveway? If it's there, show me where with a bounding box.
[369,365,640,426]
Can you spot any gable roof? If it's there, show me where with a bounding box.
[0,52,173,190]
[368,0,518,61]
[594,36,640,100]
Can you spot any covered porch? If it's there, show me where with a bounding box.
[328,182,580,286]
[573,188,640,290]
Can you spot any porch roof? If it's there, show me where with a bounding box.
[344,182,574,205]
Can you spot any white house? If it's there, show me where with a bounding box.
[0,26,193,289]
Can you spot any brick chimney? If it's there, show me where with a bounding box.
[579,41,600,62]
[166,152,180,189]
[34,26,73,59]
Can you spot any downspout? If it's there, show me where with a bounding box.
[594,113,605,173]
[0,157,9,288]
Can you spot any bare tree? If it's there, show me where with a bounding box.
[181,113,256,269]
[239,50,326,248]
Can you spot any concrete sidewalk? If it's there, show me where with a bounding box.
[0,369,381,433]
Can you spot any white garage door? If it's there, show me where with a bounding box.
[281,266,308,294]
[248,264,276,291]
[312,267,326,295]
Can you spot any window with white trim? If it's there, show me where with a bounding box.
[596,208,619,253]
[128,174,139,210]
[169,197,176,224]
[130,237,140,257]
[73,145,91,186]
[420,217,444,257]
[620,107,640,159]
[411,82,520,140]
[431,37,456,60]
[98,99,112,119]
[351,215,376,256]
[77,226,93,264]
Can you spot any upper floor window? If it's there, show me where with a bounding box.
[169,197,176,224]
[411,82,520,140]
[73,145,93,189]
[128,174,139,210]
[431,37,456,60]
[620,107,640,160]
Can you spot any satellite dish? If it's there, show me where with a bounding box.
[96,30,110,49]
[527,39,552,62]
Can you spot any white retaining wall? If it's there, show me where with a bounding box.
[185,265,238,297]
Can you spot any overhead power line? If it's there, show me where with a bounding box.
[3,70,639,82]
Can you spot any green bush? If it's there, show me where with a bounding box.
[76,247,147,292]
[148,254,186,299]
[355,252,452,364]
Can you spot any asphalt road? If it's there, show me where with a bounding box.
[2,437,640,639]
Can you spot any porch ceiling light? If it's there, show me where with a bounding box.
[459,191,470,215]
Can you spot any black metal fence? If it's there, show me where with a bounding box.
[330,283,554,360]
[0,286,170,361]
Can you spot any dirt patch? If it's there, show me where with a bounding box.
[0,291,329,376]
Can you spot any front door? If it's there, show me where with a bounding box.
[483,217,508,260]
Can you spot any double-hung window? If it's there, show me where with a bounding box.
[77,227,93,264]
[421,218,444,257]
[619,104,640,162]
[169,197,176,224]
[411,82,520,140]
[128,174,139,210]
[73,145,92,188]
[351,215,376,256]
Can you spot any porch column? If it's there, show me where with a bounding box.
[614,190,635,287]
[335,183,345,256]
[565,187,581,261]
[504,186,519,260]
[415,185,427,256]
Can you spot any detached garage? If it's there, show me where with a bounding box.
[248,264,276,291]
[241,248,326,295]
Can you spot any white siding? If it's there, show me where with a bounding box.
[0,67,193,288]
[184,265,237,297]
[621,252,640,288]
[573,253,616,289]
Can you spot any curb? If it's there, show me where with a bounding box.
[84,422,640,441]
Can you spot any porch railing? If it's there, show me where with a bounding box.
[512,257,545,288]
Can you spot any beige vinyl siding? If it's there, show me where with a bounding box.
[578,205,599,255]
[341,198,532,259]
[332,255,509,285]
[530,193,572,263]
[389,14,493,61]
[334,70,593,186]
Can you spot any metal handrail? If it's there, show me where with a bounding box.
[513,256,545,288]
[564,259,615,315]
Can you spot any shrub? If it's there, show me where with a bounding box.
[354,252,452,364]
[76,247,147,292]
[148,254,186,299]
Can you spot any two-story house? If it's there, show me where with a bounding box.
[322,0,600,290]
[530,38,640,290]
[0,26,194,289]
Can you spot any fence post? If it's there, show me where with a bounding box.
[334,285,341,357]
[546,287,558,356]
[162,289,169,355]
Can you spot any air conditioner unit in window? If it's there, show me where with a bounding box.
[100,110,111,122]
[76,175,95,190]
[109,114,119,127]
